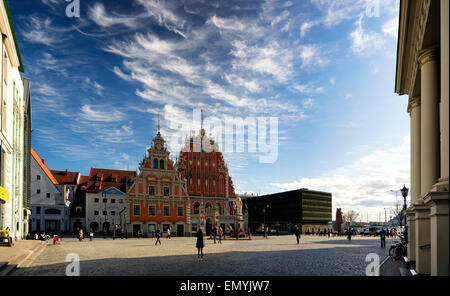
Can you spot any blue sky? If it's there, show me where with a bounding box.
[10,0,410,221]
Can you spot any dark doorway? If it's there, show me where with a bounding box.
[177,224,184,237]
[89,222,98,232]
[133,224,141,237]
[103,222,110,233]
[45,220,61,234]
[74,221,83,232]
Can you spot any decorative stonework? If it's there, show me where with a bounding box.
[408,96,421,113]
[404,0,431,96]
[418,46,440,68]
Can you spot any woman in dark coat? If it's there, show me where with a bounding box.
[196,227,204,260]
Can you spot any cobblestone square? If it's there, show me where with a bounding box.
[14,235,395,276]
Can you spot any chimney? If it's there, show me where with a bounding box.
[65,169,68,176]
[42,159,45,165]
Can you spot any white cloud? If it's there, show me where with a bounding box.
[230,41,294,82]
[21,16,59,46]
[88,3,141,29]
[271,137,410,221]
[299,44,328,69]
[79,104,125,122]
[350,17,385,56]
[300,20,319,37]
[84,78,104,96]
[382,17,399,38]
[302,98,314,108]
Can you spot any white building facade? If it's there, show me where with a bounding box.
[85,187,128,233]
[29,149,71,234]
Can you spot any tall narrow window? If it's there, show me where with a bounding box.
[193,202,200,215]
[177,206,184,217]
[153,159,158,169]
[163,186,169,196]
[160,159,165,169]
[3,54,8,84]
[148,205,155,216]
[2,101,6,132]
[149,185,155,196]
[133,205,141,216]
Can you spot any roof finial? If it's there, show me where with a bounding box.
[157,111,161,134]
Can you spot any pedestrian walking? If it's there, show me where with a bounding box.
[294,226,301,244]
[89,228,94,241]
[79,229,84,242]
[380,228,386,248]
[167,228,171,239]
[196,226,204,260]
[218,226,223,244]
[212,226,217,244]
[155,229,162,245]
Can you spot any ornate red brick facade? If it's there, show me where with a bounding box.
[177,129,243,235]
[127,130,190,236]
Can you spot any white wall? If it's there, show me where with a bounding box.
[86,191,127,232]
[29,156,70,232]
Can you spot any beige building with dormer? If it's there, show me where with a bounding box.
[395,0,449,276]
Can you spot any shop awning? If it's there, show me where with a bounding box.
[0,186,9,202]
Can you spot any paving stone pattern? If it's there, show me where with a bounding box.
[14,235,394,276]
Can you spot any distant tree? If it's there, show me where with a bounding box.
[390,201,404,227]
[343,210,360,226]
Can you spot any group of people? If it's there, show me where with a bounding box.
[76,228,95,242]
[211,225,224,244]
[292,226,332,244]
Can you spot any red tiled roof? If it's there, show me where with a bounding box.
[79,175,89,186]
[51,170,80,185]
[31,148,58,185]
[86,168,136,193]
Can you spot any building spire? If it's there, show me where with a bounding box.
[200,109,204,135]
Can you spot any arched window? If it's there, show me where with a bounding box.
[217,203,224,215]
[193,202,200,215]
[160,159,165,169]
[153,159,158,169]
[205,202,212,214]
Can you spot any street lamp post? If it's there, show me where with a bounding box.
[102,192,107,239]
[262,204,269,238]
[400,185,409,239]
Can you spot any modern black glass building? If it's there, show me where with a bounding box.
[243,189,332,234]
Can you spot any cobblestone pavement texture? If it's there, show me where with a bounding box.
[0,240,41,264]
[13,235,395,276]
